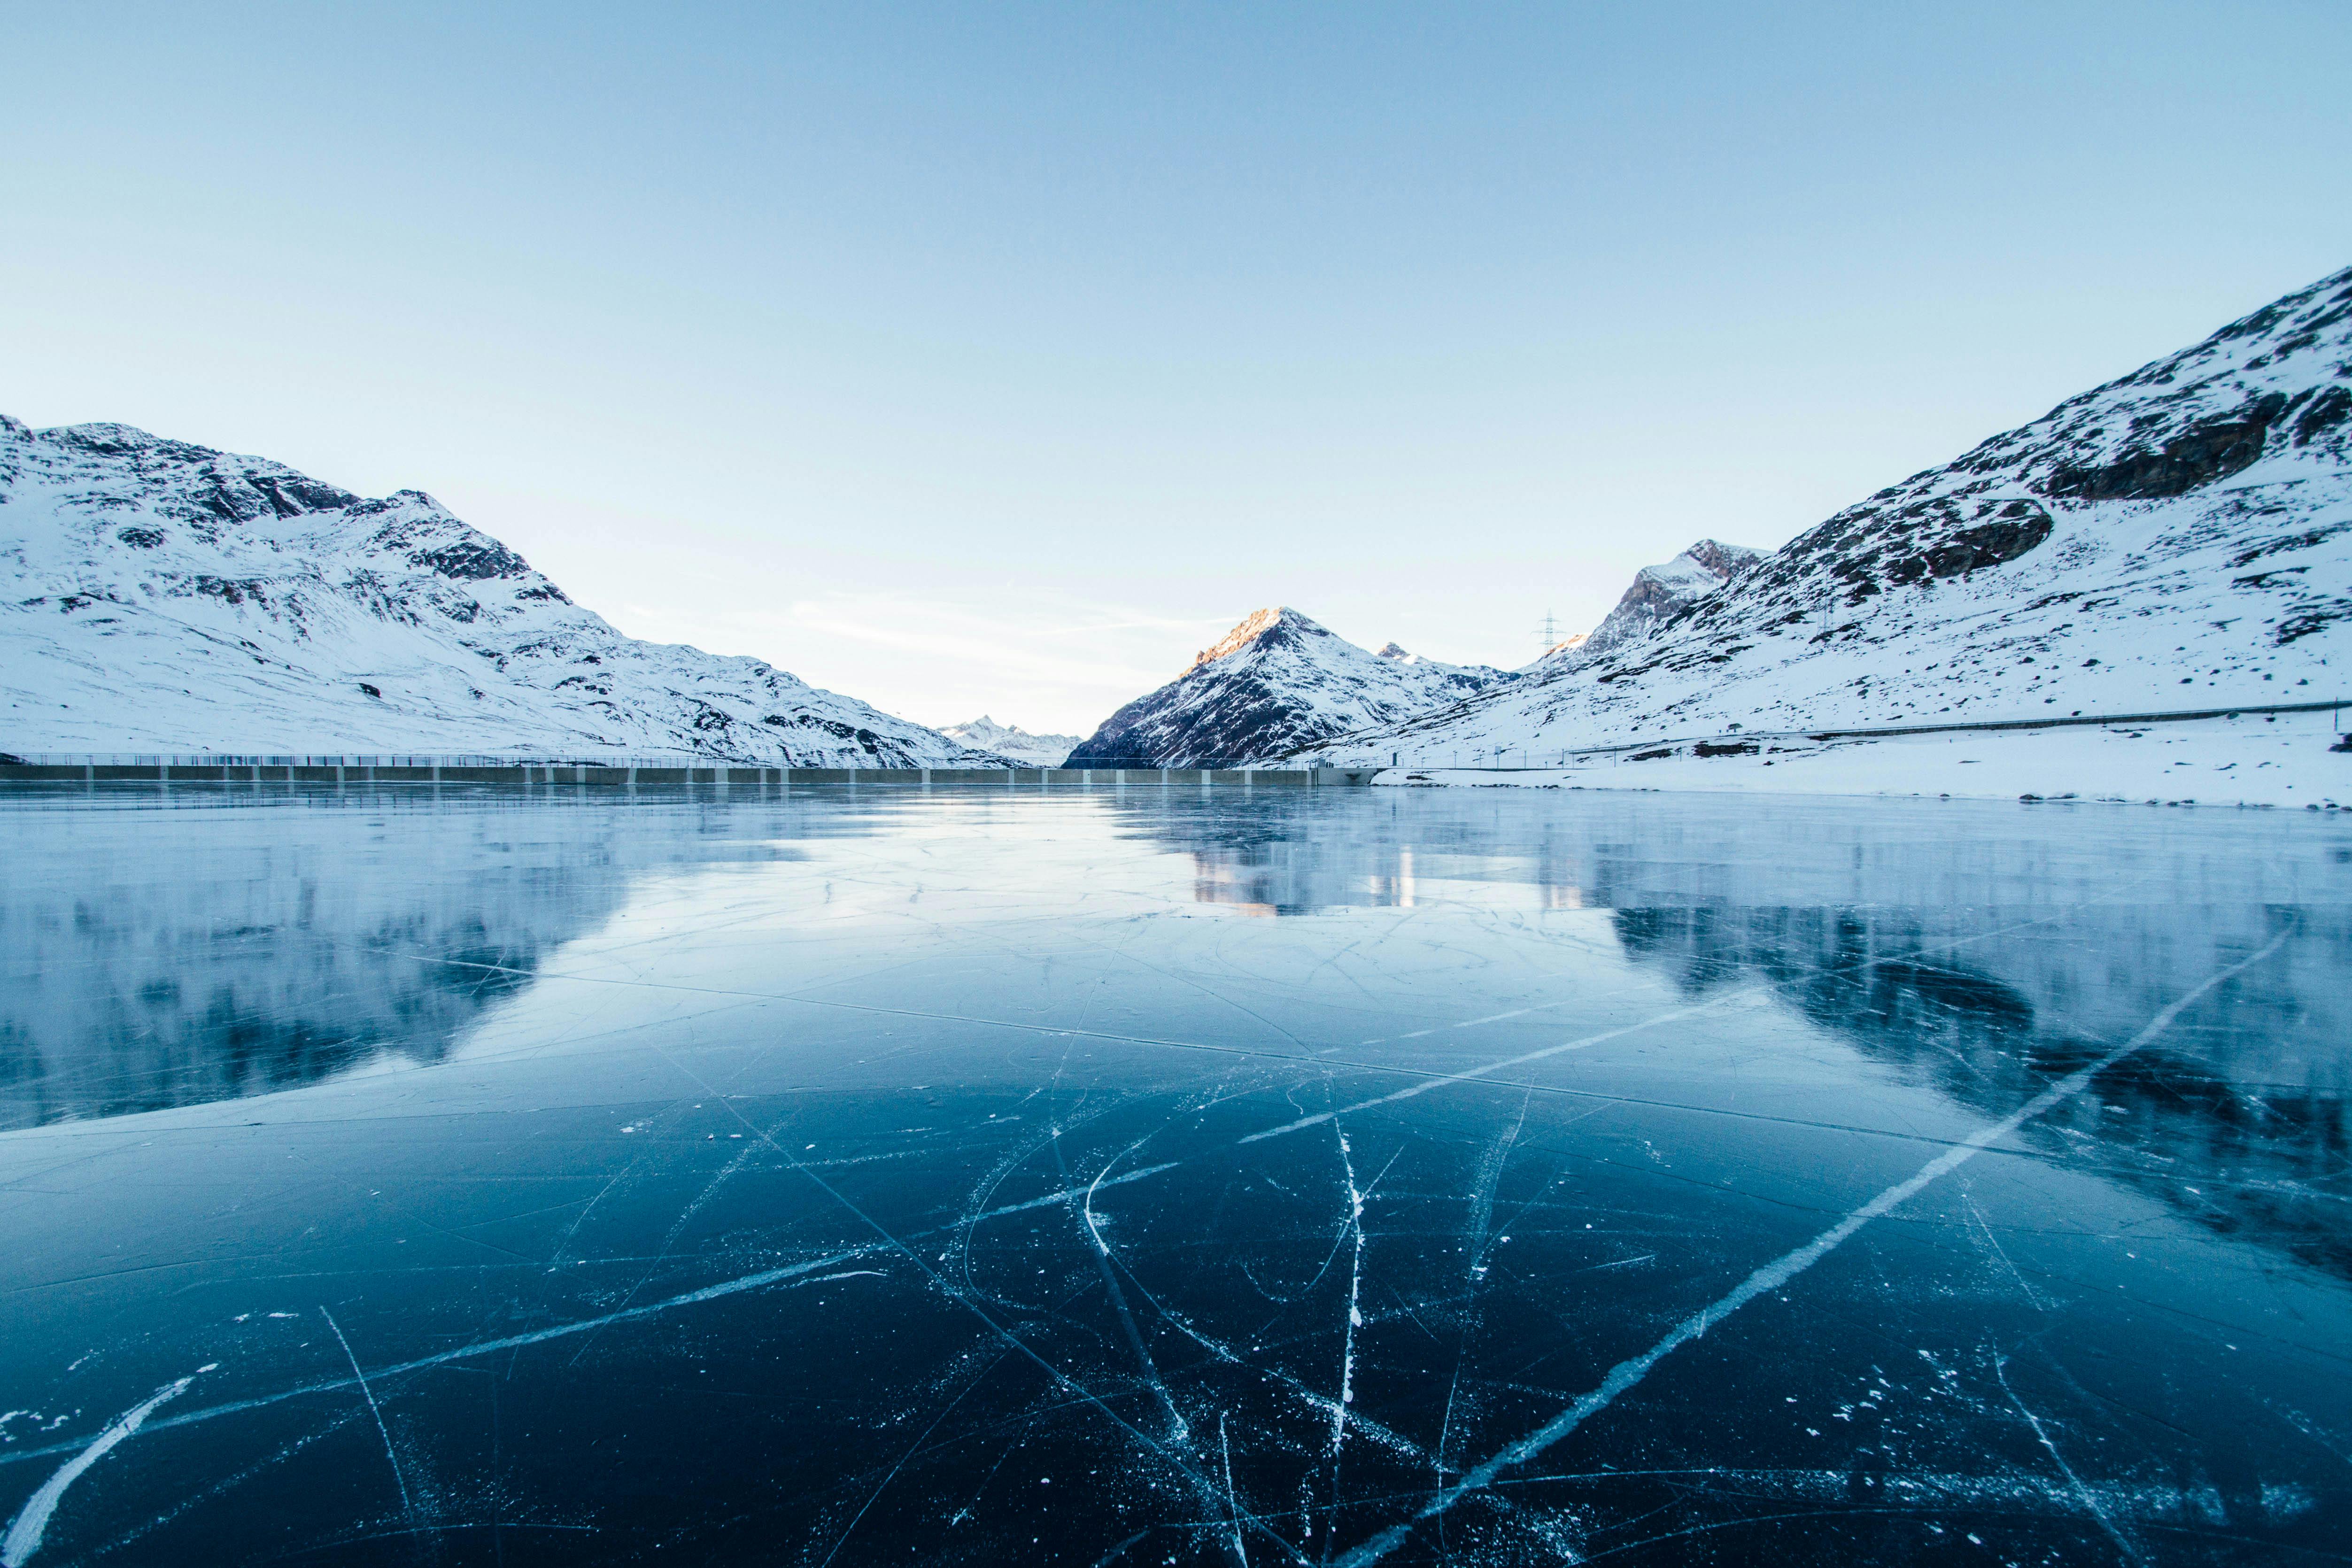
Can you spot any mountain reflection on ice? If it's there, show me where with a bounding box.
[0,781,2346,1566]
[0,791,808,1128]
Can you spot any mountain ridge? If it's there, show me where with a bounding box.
[1291,264,2352,771]
[0,417,1011,765]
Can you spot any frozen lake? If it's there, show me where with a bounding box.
[2,781,2348,1565]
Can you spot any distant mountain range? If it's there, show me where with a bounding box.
[13,264,2344,779]
[941,715,1082,767]
[0,419,1010,765]
[1059,548,1759,769]
[1063,608,1507,768]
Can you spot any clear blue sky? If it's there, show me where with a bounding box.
[7,2,2348,735]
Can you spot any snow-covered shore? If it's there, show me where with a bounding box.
[1377,710,2351,809]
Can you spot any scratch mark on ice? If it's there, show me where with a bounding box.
[1073,1138,1188,1443]
[1963,1193,2051,1314]
[0,1251,885,1467]
[320,1308,414,1522]
[816,1347,1006,1568]
[990,1162,1180,1216]
[1333,1128,1365,1455]
[1247,992,1769,1143]
[1091,1528,1151,1566]
[726,1110,1313,1565]
[1995,1353,2142,1565]
[3,1368,208,1567]
[1222,1414,1249,1568]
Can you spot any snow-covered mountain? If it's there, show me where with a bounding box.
[1556,539,1765,665]
[940,715,1081,767]
[1064,607,1507,767]
[1300,264,2352,771]
[0,418,1010,765]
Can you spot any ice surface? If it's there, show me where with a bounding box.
[1,780,2348,1564]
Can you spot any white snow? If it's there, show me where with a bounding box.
[1304,266,2352,801]
[1376,711,2349,810]
[0,419,1006,766]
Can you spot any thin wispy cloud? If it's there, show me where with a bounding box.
[616,587,1242,735]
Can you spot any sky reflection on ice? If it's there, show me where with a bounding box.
[1,781,2347,1564]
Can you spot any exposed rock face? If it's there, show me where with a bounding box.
[940,715,1081,767]
[1296,264,2352,761]
[0,419,1009,765]
[1065,607,1505,768]
[1562,539,1766,663]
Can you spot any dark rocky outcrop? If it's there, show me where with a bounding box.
[410,536,532,581]
[2043,392,2289,500]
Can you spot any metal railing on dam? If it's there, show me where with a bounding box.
[0,758,1380,788]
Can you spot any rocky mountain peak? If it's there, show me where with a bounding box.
[1188,606,1323,672]
[1681,539,1765,581]
[1071,609,1504,768]
[1559,539,1768,664]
